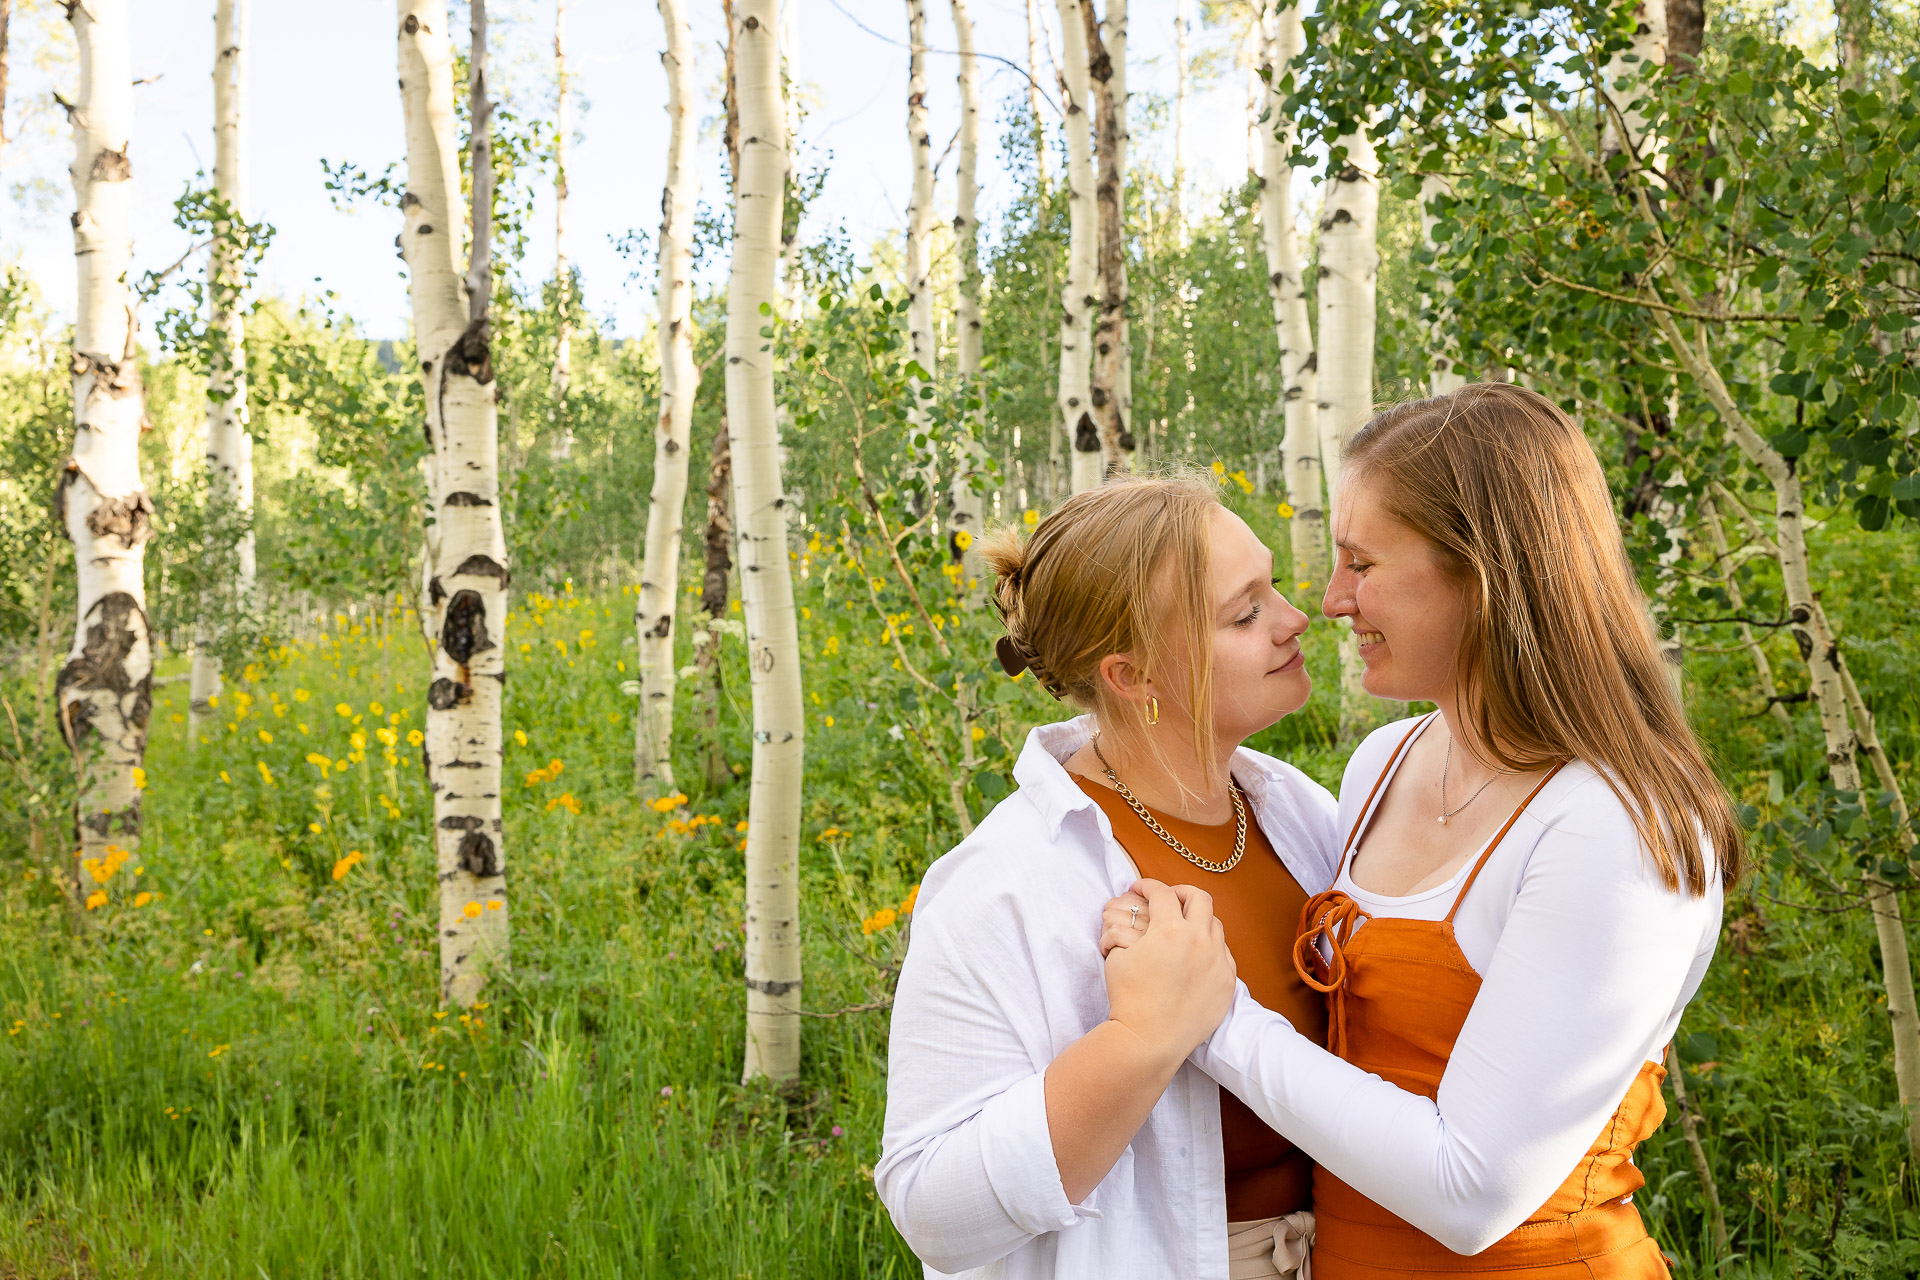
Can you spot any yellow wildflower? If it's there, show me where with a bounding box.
[462,901,483,920]
[407,729,424,747]
[370,701,384,717]
[331,850,364,882]
[133,891,154,908]
[1277,502,1295,519]
[902,884,921,915]
[546,792,581,815]
[335,703,353,718]
[257,761,274,786]
[513,729,528,747]
[219,770,231,783]
[1023,509,1039,526]
[257,729,273,745]
[971,726,986,742]
[208,1044,230,1058]
[954,529,974,551]
[85,890,108,911]
[862,906,899,936]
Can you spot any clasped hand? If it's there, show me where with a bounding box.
[1099,880,1238,1061]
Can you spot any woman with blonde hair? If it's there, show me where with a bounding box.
[1104,383,1746,1278]
[877,472,1342,1278]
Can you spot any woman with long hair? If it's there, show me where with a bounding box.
[877,473,1340,1278]
[1103,384,1745,1278]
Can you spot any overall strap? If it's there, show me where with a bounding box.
[1342,713,1437,856]
[1444,762,1568,925]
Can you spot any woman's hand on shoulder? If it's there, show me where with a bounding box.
[1100,880,1237,1061]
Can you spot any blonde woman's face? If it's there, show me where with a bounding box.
[1177,507,1312,740]
[1323,473,1469,703]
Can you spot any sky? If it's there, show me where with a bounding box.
[2,0,1271,341]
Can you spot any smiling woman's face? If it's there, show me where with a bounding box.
[1153,507,1312,743]
[1322,471,1471,704]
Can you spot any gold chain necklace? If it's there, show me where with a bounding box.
[1089,732,1246,874]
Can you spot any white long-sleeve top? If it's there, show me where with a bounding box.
[876,716,1342,1279]
[1193,715,1723,1257]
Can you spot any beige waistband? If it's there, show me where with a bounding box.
[1227,1211,1315,1280]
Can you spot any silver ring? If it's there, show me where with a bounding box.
[1130,905,1142,929]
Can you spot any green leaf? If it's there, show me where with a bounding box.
[973,771,1009,800]
[1767,770,1785,806]
[1680,1031,1719,1063]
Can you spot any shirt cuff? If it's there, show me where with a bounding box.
[979,1070,1104,1235]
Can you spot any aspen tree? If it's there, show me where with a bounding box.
[549,0,573,460]
[904,0,937,504]
[1652,308,1920,1161]
[1084,0,1132,479]
[1054,0,1100,492]
[396,0,511,1007]
[727,0,805,1082]
[1024,0,1049,189]
[1316,121,1391,738]
[1,0,12,170]
[188,0,254,749]
[634,0,699,794]
[947,0,988,589]
[1420,171,1465,396]
[1599,0,1666,170]
[1172,0,1188,231]
[57,0,153,892]
[1257,0,1323,597]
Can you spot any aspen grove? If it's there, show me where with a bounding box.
[0,0,1916,1273]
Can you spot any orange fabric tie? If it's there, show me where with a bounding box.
[1294,890,1368,1060]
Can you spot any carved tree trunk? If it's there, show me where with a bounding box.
[947,0,988,590]
[189,0,254,749]
[1258,0,1323,599]
[1084,0,1131,479]
[548,0,573,460]
[57,0,153,898]
[1316,122,1389,740]
[397,0,510,1008]
[634,0,700,795]
[728,0,805,1082]
[1054,0,1100,492]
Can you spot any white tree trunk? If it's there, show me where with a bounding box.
[1316,122,1387,738]
[548,0,573,460]
[189,0,253,749]
[728,0,805,1082]
[1600,0,1667,169]
[1259,1,1323,599]
[1055,0,1100,492]
[1420,174,1465,396]
[1024,0,1049,189]
[635,0,699,795]
[1088,0,1131,479]
[947,0,988,590]
[397,0,510,1008]
[57,0,153,890]
[904,0,937,506]
[1172,0,1188,232]
[1655,310,1920,1161]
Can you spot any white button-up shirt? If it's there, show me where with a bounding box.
[876,716,1341,1279]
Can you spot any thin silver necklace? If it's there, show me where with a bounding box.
[1438,733,1512,826]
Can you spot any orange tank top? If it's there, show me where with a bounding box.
[1074,773,1327,1221]
[1293,719,1673,1279]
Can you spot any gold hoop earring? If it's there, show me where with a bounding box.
[1146,696,1160,726]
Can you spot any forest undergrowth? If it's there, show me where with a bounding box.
[0,495,1915,1279]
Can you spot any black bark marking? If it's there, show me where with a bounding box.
[451,554,508,587]
[83,491,155,549]
[649,614,672,639]
[429,576,446,606]
[457,830,501,877]
[442,491,493,507]
[442,590,491,664]
[440,815,484,831]
[403,13,419,34]
[745,976,800,995]
[427,677,469,710]
[1073,411,1100,452]
[55,592,152,750]
[443,316,494,385]
[90,149,131,182]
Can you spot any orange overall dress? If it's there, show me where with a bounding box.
[1293,722,1672,1279]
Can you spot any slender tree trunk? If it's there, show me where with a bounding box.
[778,0,803,308]
[728,0,804,1082]
[1600,0,1667,169]
[1663,1042,1731,1259]
[57,0,153,895]
[397,0,510,1008]
[549,0,573,460]
[635,0,699,796]
[697,423,733,791]
[1656,311,1920,1162]
[1833,0,1868,92]
[1,0,12,171]
[948,0,988,590]
[904,0,937,506]
[1420,173,1465,396]
[1258,1,1322,599]
[189,0,254,750]
[1084,0,1131,480]
[1024,0,1048,189]
[1055,0,1099,492]
[1316,122,1389,739]
[1172,0,1188,233]
[1701,490,1792,733]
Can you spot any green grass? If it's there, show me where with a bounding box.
[1,498,1915,1277]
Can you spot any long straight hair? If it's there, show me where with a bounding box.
[1346,384,1745,893]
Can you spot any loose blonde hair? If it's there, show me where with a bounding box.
[981,472,1225,780]
[1344,383,1746,893]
